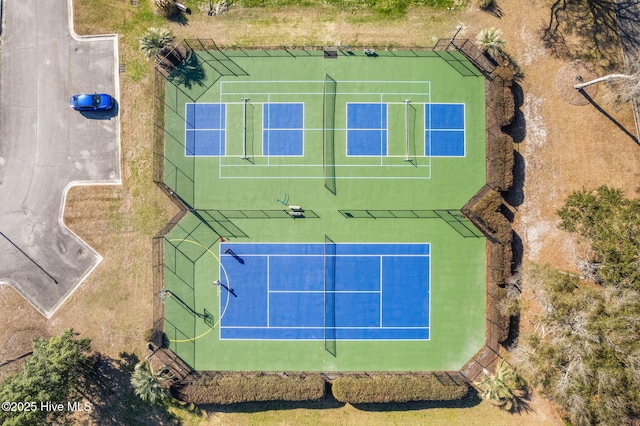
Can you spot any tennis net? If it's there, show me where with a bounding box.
[324,235,337,356]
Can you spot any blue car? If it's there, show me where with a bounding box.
[69,93,114,111]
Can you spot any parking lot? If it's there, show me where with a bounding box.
[0,0,120,317]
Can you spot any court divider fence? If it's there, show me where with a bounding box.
[323,74,337,195]
[338,209,484,238]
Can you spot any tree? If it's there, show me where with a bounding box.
[475,27,506,60]
[0,329,91,426]
[557,186,640,290]
[474,0,495,10]
[574,72,640,102]
[154,0,178,17]
[130,361,169,404]
[139,27,175,61]
[475,360,527,411]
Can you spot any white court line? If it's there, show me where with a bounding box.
[380,256,383,327]
[266,255,270,327]
[268,290,381,294]
[220,325,430,329]
[230,253,429,257]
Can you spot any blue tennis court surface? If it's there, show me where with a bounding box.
[425,103,465,157]
[346,103,388,156]
[218,243,430,340]
[185,103,226,156]
[263,103,304,156]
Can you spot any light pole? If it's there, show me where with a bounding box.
[449,25,464,49]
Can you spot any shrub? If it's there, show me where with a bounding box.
[143,328,157,343]
[487,242,513,287]
[474,0,495,9]
[465,187,512,245]
[331,375,468,403]
[173,374,325,404]
[493,287,510,343]
[493,64,517,85]
[487,133,514,191]
[495,86,516,128]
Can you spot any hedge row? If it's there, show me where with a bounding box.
[173,374,326,404]
[464,187,512,246]
[487,240,513,287]
[331,375,468,404]
[493,286,511,343]
[491,64,518,128]
[487,133,515,191]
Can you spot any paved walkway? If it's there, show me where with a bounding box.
[0,0,120,317]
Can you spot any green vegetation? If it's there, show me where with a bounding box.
[174,374,326,404]
[475,360,527,412]
[476,28,506,60]
[558,186,640,289]
[0,329,91,426]
[139,27,175,60]
[131,361,170,403]
[238,0,461,16]
[331,375,468,403]
[513,187,640,425]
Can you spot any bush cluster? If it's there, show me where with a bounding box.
[487,133,515,191]
[331,375,468,403]
[465,187,512,246]
[474,0,495,9]
[492,65,517,128]
[488,240,513,287]
[173,374,325,404]
[493,287,511,343]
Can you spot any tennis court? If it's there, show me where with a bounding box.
[159,47,487,372]
[218,242,430,340]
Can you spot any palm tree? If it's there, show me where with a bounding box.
[475,360,527,411]
[139,27,175,60]
[130,361,170,404]
[475,27,506,60]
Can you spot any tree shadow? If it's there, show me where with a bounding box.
[579,89,639,144]
[484,3,505,18]
[542,0,627,69]
[81,352,181,425]
[199,394,345,413]
[503,151,525,208]
[351,390,482,412]
[505,83,526,143]
[167,9,190,26]
[167,51,208,91]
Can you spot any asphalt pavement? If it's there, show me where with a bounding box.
[0,0,120,317]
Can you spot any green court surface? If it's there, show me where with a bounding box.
[160,48,487,372]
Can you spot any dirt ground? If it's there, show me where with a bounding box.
[2,0,639,423]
